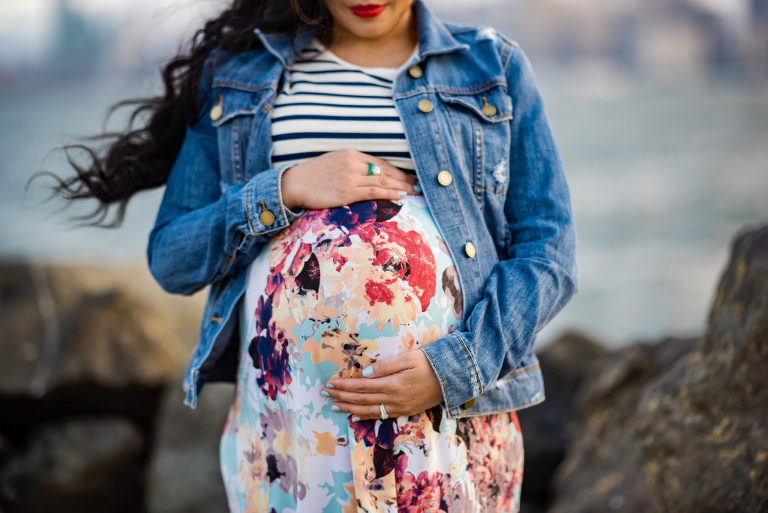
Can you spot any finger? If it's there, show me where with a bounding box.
[325,375,395,394]
[334,402,394,420]
[324,387,390,405]
[350,185,408,203]
[363,155,414,183]
[362,352,415,378]
[358,174,418,194]
[392,169,419,186]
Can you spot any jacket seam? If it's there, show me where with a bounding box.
[502,43,522,80]
[450,395,543,417]
[422,348,451,411]
[426,86,478,264]
[232,118,242,182]
[244,179,256,234]
[495,360,541,383]
[393,79,507,100]
[212,78,272,92]
[453,332,483,396]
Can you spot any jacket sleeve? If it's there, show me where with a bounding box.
[146,88,305,296]
[420,44,579,410]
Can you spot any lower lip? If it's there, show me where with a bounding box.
[349,4,387,18]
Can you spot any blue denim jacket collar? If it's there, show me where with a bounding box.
[251,0,469,71]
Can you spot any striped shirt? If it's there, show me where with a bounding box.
[270,37,419,175]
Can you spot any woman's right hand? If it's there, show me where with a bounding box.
[280,149,420,211]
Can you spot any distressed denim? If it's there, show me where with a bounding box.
[146,0,578,418]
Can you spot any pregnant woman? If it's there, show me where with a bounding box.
[52,0,578,511]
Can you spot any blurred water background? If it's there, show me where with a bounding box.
[1,0,767,349]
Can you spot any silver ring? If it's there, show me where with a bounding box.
[368,162,381,176]
[379,403,389,420]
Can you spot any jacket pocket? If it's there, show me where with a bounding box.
[436,85,513,197]
[209,85,271,184]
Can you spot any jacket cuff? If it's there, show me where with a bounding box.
[420,332,483,411]
[278,165,307,219]
[244,163,303,235]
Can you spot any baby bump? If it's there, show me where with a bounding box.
[240,196,463,400]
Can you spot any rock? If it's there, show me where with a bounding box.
[1,417,144,513]
[146,382,233,513]
[635,224,768,512]
[0,261,200,397]
[518,330,609,511]
[0,260,205,512]
[0,261,204,437]
[546,335,698,513]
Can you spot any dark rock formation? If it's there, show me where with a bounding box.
[518,331,609,513]
[147,383,233,513]
[544,223,768,513]
[635,224,768,512]
[1,417,144,513]
[0,261,203,512]
[0,262,193,397]
[546,335,698,513]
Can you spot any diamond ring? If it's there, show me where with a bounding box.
[367,162,381,176]
[379,403,389,420]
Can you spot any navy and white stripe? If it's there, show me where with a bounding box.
[270,37,418,174]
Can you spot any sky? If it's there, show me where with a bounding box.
[0,0,481,65]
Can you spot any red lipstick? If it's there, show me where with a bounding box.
[349,3,387,18]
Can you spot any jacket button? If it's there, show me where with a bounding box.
[461,398,475,409]
[481,103,497,117]
[408,64,423,78]
[436,170,452,186]
[210,94,223,121]
[260,209,276,226]
[418,99,433,113]
[464,242,476,258]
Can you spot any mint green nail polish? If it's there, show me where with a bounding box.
[398,190,407,197]
[413,183,422,193]
[331,404,340,412]
[321,390,330,397]
[352,416,360,422]
[325,383,334,389]
[362,365,374,377]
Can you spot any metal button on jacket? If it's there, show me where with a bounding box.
[481,103,497,117]
[260,209,276,226]
[461,398,475,409]
[408,64,423,78]
[437,170,452,186]
[209,95,223,121]
[418,99,433,113]
[464,242,476,258]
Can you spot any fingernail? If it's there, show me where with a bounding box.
[413,183,422,193]
[320,390,330,397]
[352,416,360,422]
[325,383,335,389]
[398,190,407,197]
[331,404,340,412]
[362,365,374,377]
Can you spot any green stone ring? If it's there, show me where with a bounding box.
[367,162,381,176]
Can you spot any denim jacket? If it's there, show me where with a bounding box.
[147,0,578,419]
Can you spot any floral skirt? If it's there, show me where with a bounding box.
[219,196,524,512]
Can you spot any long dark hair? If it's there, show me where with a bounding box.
[42,0,331,227]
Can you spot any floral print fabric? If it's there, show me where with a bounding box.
[219,195,523,512]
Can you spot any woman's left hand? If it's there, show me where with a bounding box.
[322,350,444,420]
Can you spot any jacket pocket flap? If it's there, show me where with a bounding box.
[436,86,513,123]
[209,87,265,127]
